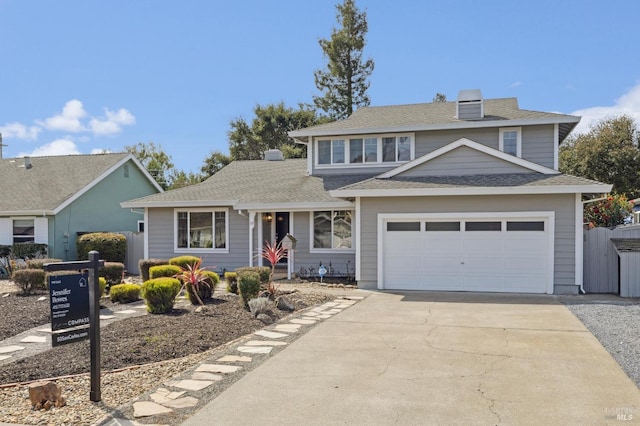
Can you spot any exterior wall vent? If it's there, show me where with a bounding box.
[264,149,285,161]
[456,89,484,120]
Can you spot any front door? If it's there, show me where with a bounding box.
[275,212,289,264]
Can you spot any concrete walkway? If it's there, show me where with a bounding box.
[182,291,640,425]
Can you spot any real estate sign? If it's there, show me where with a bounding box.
[48,272,90,346]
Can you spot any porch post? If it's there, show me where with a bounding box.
[249,211,256,267]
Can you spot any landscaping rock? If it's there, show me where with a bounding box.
[28,381,66,410]
[257,313,273,324]
[276,296,295,311]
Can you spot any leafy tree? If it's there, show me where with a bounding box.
[433,93,447,102]
[559,115,640,198]
[125,142,175,190]
[168,170,204,190]
[313,0,374,120]
[584,194,633,228]
[228,103,324,160]
[201,150,232,178]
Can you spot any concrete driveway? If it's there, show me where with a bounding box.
[182,291,640,425]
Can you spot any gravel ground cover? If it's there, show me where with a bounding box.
[561,295,640,388]
[0,279,336,425]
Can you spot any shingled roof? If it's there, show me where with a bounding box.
[121,159,366,209]
[0,153,157,214]
[289,98,579,142]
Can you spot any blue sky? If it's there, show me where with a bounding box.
[1,0,639,174]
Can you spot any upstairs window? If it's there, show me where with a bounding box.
[13,219,35,244]
[499,127,521,157]
[316,133,413,166]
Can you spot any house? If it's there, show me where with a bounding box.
[122,90,612,294]
[0,153,163,261]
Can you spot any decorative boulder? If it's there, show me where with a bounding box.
[276,296,295,311]
[28,381,66,410]
[257,313,273,324]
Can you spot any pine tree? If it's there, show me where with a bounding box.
[313,0,374,120]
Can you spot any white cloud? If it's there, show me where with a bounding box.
[0,122,41,140]
[509,81,522,88]
[41,99,87,132]
[572,83,640,134]
[89,108,136,135]
[91,148,112,154]
[18,139,80,157]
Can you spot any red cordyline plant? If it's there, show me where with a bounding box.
[174,258,211,306]
[261,240,287,298]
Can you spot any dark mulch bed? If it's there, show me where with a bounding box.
[0,291,333,385]
[0,292,51,341]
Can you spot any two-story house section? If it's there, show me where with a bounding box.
[123,90,611,295]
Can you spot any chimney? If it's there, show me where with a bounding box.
[264,149,284,161]
[456,89,484,120]
[23,156,33,169]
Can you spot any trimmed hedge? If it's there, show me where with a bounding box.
[11,243,47,260]
[225,272,238,294]
[77,232,126,263]
[236,266,270,285]
[142,277,181,314]
[99,277,107,297]
[168,255,200,269]
[12,269,46,295]
[100,262,125,286]
[26,258,63,270]
[110,283,142,303]
[149,264,181,280]
[139,258,168,282]
[238,271,261,307]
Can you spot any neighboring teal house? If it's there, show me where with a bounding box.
[0,153,162,261]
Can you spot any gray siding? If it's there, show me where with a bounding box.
[522,125,555,169]
[358,194,576,293]
[415,128,498,157]
[312,164,395,176]
[147,207,250,271]
[291,211,356,277]
[619,253,640,298]
[398,146,534,177]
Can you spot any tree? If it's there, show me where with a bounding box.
[559,115,640,198]
[313,0,374,120]
[125,142,176,190]
[228,103,325,161]
[168,170,204,190]
[433,93,447,102]
[200,150,232,178]
[584,194,633,228]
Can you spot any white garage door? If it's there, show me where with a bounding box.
[381,214,553,293]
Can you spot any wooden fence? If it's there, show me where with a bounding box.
[583,224,640,293]
[118,231,144,276]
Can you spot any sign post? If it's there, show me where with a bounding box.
[45,251,104,402]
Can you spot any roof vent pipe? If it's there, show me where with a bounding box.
[23,156,33,169]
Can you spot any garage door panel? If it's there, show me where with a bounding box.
[382,214,551,294]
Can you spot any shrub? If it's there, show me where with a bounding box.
[238,271,261,307]
[76,232,126,263]
[225,272,238,294]
[99,277,107,297]
[168,255,201,269]
[11,243,47,260]
[236,267,270,285]
[149,264,182,280]
[174,259,218,306]
[247,297,274,318]
[26,258,63,270]
[100,262,125,286]
[12,269,46,295]
[142,277,181,314]
[139,258,168,281]
[110,283,142,303]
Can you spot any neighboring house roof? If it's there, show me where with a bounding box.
[329,173,612,197]
[289,98,579,142]
[0,153,163,215]
[121,159,362,210]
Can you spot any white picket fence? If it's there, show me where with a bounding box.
[583,224,640,293]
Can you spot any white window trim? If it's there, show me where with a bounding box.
[309,210,356,253]
[499,127,522,157]
[315,133,415,168]
[173,207,229,253]
[137,220,145,233]
[12,217,36,244]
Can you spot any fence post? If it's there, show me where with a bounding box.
[88,250,101,402]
